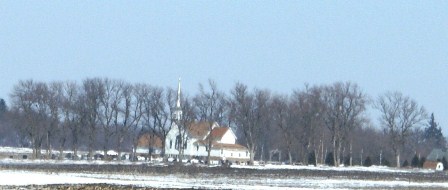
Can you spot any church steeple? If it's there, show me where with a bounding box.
[173,78,182,122]
[176,77,181,109]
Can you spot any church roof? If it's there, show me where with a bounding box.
[187,122,213,139]
[208,127,229,141]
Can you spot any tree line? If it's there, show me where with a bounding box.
[0,78,445,167]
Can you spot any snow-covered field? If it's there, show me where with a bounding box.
[0,168,447,190]
[1,146,447,189]
[232,163,434,173]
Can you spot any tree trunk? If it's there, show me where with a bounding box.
[59,136,66,160]
[349,142,352,166]
[396,154,400,168]
[249,146,255,165]
[59,147,64,160]
[46,132,50,159]
[207,141,212,166]
[332,137,337,166]
[117,136,123,161]
[288,151,292,165]
[103,133,109,160]
[73,140,78,160]
[88,129,95,161]
[336,139,342,167]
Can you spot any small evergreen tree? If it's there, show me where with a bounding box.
[383,159,390,167]
[442,157,448,171]
[419,157,426,168]
[402,160,409,167]
[325,152,334,166]
[308,151,316,166]
[343,156,350,166]
[424,113,446,149]
[364,156,372,167]
[0,98,6,118]
[411,154,419,168]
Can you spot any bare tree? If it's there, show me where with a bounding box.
[115,83,144,160]
[10,80,50,159]
[116,83,132,160]
[128,83,146,161]
[60,81,80,159]
[47,82,64,159]
[322,82,367,167]
[193,79,226,165]
[159,87,176,157]
[82,78,104,160]
[375,91,427,167]
[142,85,161,159]
[98,79,123,159]
[270,94,295,164]
[230,83,271,165]
[292,85,327,165]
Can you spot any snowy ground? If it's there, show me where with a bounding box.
[0,168,447,190]
[1,146,447,189]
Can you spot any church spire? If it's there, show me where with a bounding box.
[176,77,181,109]
[173,77,182,122]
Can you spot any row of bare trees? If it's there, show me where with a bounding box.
[1,78,438,167]
[8,79,178,160]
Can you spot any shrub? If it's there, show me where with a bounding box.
[402,160,409,167]
[308,152,316,166]
[325,152,334,166]
[411,154,419,168]
[442,157,448,170]
[364,156,372,167]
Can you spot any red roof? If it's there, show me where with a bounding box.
[208,127,229,141]
[187,122,213,139]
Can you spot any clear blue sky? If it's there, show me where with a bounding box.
[1,1,447,132]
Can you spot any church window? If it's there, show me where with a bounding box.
[170,140,172,149]
[175,135,181,150]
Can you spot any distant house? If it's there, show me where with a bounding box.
[164,79,249,164]
[423,161,444,171]
[136,132,163,159]
[423,149,447,170]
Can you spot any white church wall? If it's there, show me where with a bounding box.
[220,130,236,144]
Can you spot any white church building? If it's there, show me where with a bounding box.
[164,79,249,164]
